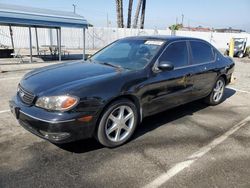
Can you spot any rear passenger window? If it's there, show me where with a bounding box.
[190,41,214,64]
[159,41,188,68]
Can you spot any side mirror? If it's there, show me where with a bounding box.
[158,61,174,71]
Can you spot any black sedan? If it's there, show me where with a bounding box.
[9,36,235,147]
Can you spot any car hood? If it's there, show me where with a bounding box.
[20,61,122,94]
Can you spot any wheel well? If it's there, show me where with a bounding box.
[105,95,140,112]
[219,74,228,84]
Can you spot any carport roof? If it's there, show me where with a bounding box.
[0,3,88,28]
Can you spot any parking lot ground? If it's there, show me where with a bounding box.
[159,121,250,188]
[1,59,250,188]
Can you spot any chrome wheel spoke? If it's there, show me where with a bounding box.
[217,82,221,88]
[219,84,223,90]
[213,92,218,100]
[124,112,133,122]
[114,128,121,141]
[107,123,118,134]
[105,105,135,142]
[118,106,125,119]
[109,114,118,123]
[123,125,130,132]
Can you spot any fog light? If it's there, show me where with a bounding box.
[39,130,70,141]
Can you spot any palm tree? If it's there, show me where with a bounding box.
[127,0,133,28]
[139,0,146,29]
[132,0,142,28]
[115,0,120,27]
[115,0,124,28]
[119,0,124,28]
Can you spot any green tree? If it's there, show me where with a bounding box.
[168,24,183,31]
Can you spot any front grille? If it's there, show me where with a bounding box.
[18,85,35,105]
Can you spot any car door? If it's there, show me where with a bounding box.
[141,41,194,116]
[188,40,218,98]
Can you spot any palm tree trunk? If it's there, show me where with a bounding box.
[116,0,121,27]
[132,0,142,28]
[127,0,133,28]
[140,0,146,29]
[115,0,124,28]
[120,0,124,28]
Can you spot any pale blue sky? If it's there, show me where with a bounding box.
[0,0,250,31]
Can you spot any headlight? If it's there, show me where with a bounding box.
[35,95,79,111]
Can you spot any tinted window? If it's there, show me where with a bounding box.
[91,39,164,70]
[190,41,214,64]
[99,43,131,58]
[159,41,188,68]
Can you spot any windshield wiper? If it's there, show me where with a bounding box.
[100,62,122,69]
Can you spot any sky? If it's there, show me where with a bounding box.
[0,0,250,31]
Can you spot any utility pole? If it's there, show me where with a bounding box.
[181,14,184,26]
[107,13,109,27]
[72,4,76,13]
[9,25,14,50]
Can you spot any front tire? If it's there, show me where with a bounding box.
[96,99,138,147]
[205,77,225,105]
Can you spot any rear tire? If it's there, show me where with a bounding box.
[96,99,138,148]
[238,52,244,58]
[204,77,225,105]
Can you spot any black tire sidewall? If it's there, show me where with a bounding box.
[96,99,138,147]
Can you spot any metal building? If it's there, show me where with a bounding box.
[0,3,88,62]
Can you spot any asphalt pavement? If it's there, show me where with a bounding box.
[0,59,250,188]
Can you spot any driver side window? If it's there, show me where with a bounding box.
[159,41,188,68]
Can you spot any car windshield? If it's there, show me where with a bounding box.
[90,39,165,70]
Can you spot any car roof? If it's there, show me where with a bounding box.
[122,35,207,43]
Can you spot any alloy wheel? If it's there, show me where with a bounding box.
[105,105,135,142]
[213,79,224,102]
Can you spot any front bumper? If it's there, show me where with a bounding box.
[9,95,98,143]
